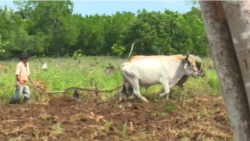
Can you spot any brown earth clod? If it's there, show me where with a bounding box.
[0,94,232,141]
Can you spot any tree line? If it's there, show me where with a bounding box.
[0,1,208,59]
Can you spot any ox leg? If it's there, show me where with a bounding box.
[158,79,170,100]
[130,79,148,102]
[123,85,134,99]
[127,85,140,100]
[119,83,128,102]
[180,86,185,101]
[127,86,133,97]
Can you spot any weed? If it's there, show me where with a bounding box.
[123,122,127,139]
[163,101,176,112]
[102,121,112,132]
[33,131,39,139]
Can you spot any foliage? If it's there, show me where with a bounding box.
[0,1,208,59]
[111,43,125,56]
[0,35,9,52]
[73,49,82,60]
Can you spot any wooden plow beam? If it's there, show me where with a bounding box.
[29,83,122,97]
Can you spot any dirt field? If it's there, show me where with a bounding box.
[0,94,232,141]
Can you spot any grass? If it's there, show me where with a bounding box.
[0,56,220,103]
[0,56,229,140]
[123,122,127,139]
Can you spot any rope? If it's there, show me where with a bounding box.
[0,77,60,91]
[40,85,123,95]
[0,76,123,97]
[0,83,52,97]
[63,85,123,95]
[27,83,53,97]
[33,77,60,82]
[0,83,123,98]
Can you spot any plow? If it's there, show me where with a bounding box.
[28,82,123,99]
[0,79,123,103]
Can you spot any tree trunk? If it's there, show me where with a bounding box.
[128,42,135,58]
[155,46,161,55]
[221,1,250,109]
[199,1,250,141]
[55,45,60,58]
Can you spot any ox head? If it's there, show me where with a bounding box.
[194,56,205,77]
[183,54,199,78]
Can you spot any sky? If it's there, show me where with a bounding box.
[0,1,197,16]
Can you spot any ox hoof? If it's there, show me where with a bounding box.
[159,93,166,97]
[118,98,123,102]
[166,96,169,101]
[143,98,149,103]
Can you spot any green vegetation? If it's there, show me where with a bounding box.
[0,56,219,104]
[0,1,207,59]
[0,1,218,101]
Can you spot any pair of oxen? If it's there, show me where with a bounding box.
[119,54,205,102]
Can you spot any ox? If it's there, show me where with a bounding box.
[127,54,204,95]
[119,54,199,102]
[129,54,204,77]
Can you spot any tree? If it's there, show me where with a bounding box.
[183,7,208,55]
[14,1,80,57]
[199,1,250,140]
[0,35,9,57]
[111,43,125,56]
[0,1,209,58]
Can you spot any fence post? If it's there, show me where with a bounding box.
[199,1,250,141]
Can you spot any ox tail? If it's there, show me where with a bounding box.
[121,81,128,95]
[119,74,129,102]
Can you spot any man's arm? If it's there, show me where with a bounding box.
[28,75,33,84]
[16,74,24,84]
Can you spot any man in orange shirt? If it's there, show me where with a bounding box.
[8,53,33,104]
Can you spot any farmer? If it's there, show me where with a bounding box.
[8,53,33,104]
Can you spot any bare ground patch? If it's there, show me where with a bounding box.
[0,94,232,141]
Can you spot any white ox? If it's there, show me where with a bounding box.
[119,54,199,102]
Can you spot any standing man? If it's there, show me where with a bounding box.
[8,53,33,104]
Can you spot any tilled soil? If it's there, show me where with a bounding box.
[0,95,232,141]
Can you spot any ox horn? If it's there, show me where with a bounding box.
[185,51,190,60]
